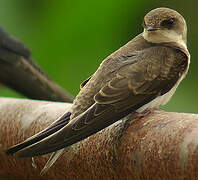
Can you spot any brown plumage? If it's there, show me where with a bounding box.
[5,7,190,173]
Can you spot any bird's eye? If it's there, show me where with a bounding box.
[160,18,175,28]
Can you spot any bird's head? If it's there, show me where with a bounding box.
[142,7,187,47]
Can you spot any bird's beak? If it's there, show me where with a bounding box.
[146,26,158,32]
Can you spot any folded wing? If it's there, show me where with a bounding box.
[5,46,183,157]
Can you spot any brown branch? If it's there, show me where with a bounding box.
[0,98,198,180]
[0,27,74,102]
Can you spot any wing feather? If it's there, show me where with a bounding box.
[5,46,186,157]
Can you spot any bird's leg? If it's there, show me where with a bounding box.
[112,107,159,152]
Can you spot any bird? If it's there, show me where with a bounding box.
[5,7,190,173]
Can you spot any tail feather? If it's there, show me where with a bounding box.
[5,103,132,157]
[5,112,71,155]
[40,149,65,175]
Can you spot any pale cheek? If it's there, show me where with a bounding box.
[143,29,186,49]
[143,30,166,43]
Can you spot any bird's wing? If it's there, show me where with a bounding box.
[6,112,71,155]
[5,46,186,157]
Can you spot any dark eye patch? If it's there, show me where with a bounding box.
[160,18,175,28]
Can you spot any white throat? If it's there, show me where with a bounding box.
[143,29,187,49]
[139,28,190,113]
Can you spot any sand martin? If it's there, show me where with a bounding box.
[6,7,190,173]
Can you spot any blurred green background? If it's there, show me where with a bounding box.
[0,0,197,113]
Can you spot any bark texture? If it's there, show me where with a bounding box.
[0,97,198,180]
